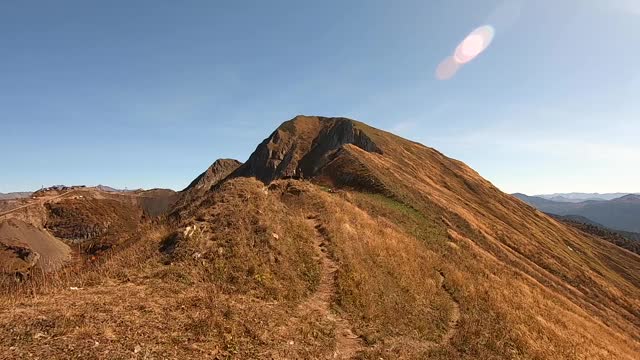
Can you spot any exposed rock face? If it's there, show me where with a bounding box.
[184,159,243,192]
[233,116,382,183]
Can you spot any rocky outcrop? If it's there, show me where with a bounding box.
[233,116,383,183]
[183,159,243,192]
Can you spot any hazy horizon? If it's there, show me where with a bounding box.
[2,1,639,194]
[1,145,639,195]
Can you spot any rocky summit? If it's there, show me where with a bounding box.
[234,116,382,183]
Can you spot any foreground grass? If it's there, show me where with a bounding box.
[0,220,333,359]
[1,178,639,359]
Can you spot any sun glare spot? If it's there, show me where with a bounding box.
[437,25,495,80]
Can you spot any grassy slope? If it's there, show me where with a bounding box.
[0,118,638,359]
[1,180,330,359]
[342,122,640,358]
[1,175,637,359]
[0,179,460,359]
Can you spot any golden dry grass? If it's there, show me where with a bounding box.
[333,121,640,359]
[0,117,638,359]
[0,179,461,358]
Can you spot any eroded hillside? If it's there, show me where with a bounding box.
[0,187,177,277]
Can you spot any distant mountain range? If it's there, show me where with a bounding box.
[534,192,640,203]
[0,192,32,200]
[513,193,640,233]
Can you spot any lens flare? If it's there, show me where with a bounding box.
[436,25,495,80]
[454,25,495,64]
[435,56,461,80]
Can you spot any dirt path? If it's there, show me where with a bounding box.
[398,271,461,354]
[300,215,460,357]
[437,270,460,345]
[0,191,74,218]
[302,215,364,359]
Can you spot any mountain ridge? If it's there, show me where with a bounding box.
[535,192,640,202]
[513,193,640,232]
[1,115,638,359]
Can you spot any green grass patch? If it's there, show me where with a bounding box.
[348,192,448,246]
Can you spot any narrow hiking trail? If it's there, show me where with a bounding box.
[300,215,461,358]
[303,215,365,359]
[398,271,461,355]
[437,270,460,346]
[396,271,460,356]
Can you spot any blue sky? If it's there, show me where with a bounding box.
[1,0,638,194]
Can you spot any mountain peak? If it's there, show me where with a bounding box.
[184,159,242,192]
[233,116,383,184]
